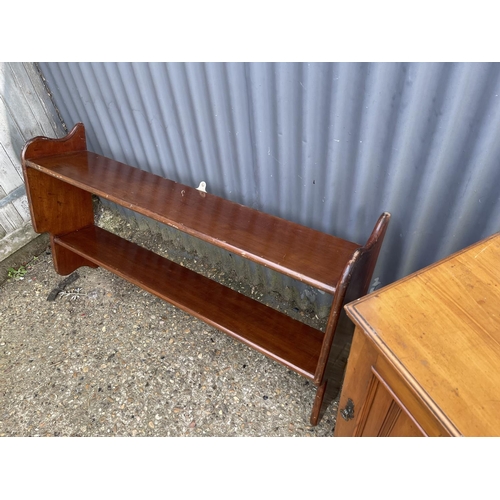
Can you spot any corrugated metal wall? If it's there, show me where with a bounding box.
[37,62,500,302]
[0,62,65,262]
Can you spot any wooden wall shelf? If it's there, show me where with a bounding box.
[22,123,390,425]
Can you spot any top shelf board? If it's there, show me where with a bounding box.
[25,151,360,293]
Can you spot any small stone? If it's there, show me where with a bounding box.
[189,421,196,428]
[148,421,154,429]
[83,366,89,373]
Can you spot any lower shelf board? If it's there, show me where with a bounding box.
[55,225,324,380]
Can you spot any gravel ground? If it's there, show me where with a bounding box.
[0,205,339,437]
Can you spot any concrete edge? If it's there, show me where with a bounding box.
[0,233,50,285]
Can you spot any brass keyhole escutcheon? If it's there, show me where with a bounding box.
[340,398,355,421]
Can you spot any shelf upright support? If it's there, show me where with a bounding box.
[21,123,97,275]
[309,212,391,425]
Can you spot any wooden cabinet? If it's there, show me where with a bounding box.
[334,233,500,437]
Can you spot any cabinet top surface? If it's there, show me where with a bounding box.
[346,233,500,436]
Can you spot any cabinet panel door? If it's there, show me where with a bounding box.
[356,373,425,437]
[357,371,425,437]
[388,410,423,437]
[374,358,452,436]
[334,326,451,437]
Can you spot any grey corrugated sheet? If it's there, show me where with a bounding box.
[0,62,65,261]
[38,62,500,303]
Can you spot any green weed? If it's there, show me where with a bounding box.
[7,265,27,280]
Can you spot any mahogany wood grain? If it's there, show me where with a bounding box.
[50,233,98,276]
[55,225,324,379]
[21,125,96,275]
[25,150,360,294]
[22,122,87,160]
[21,123,391,426]
[309,212,390,425]
[309,310,354,425]
[21,161,94,236]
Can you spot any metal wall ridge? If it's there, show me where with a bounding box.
[38,62,500,305]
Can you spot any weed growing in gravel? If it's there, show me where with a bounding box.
[7,256,40,281]
[7,265,27,280]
